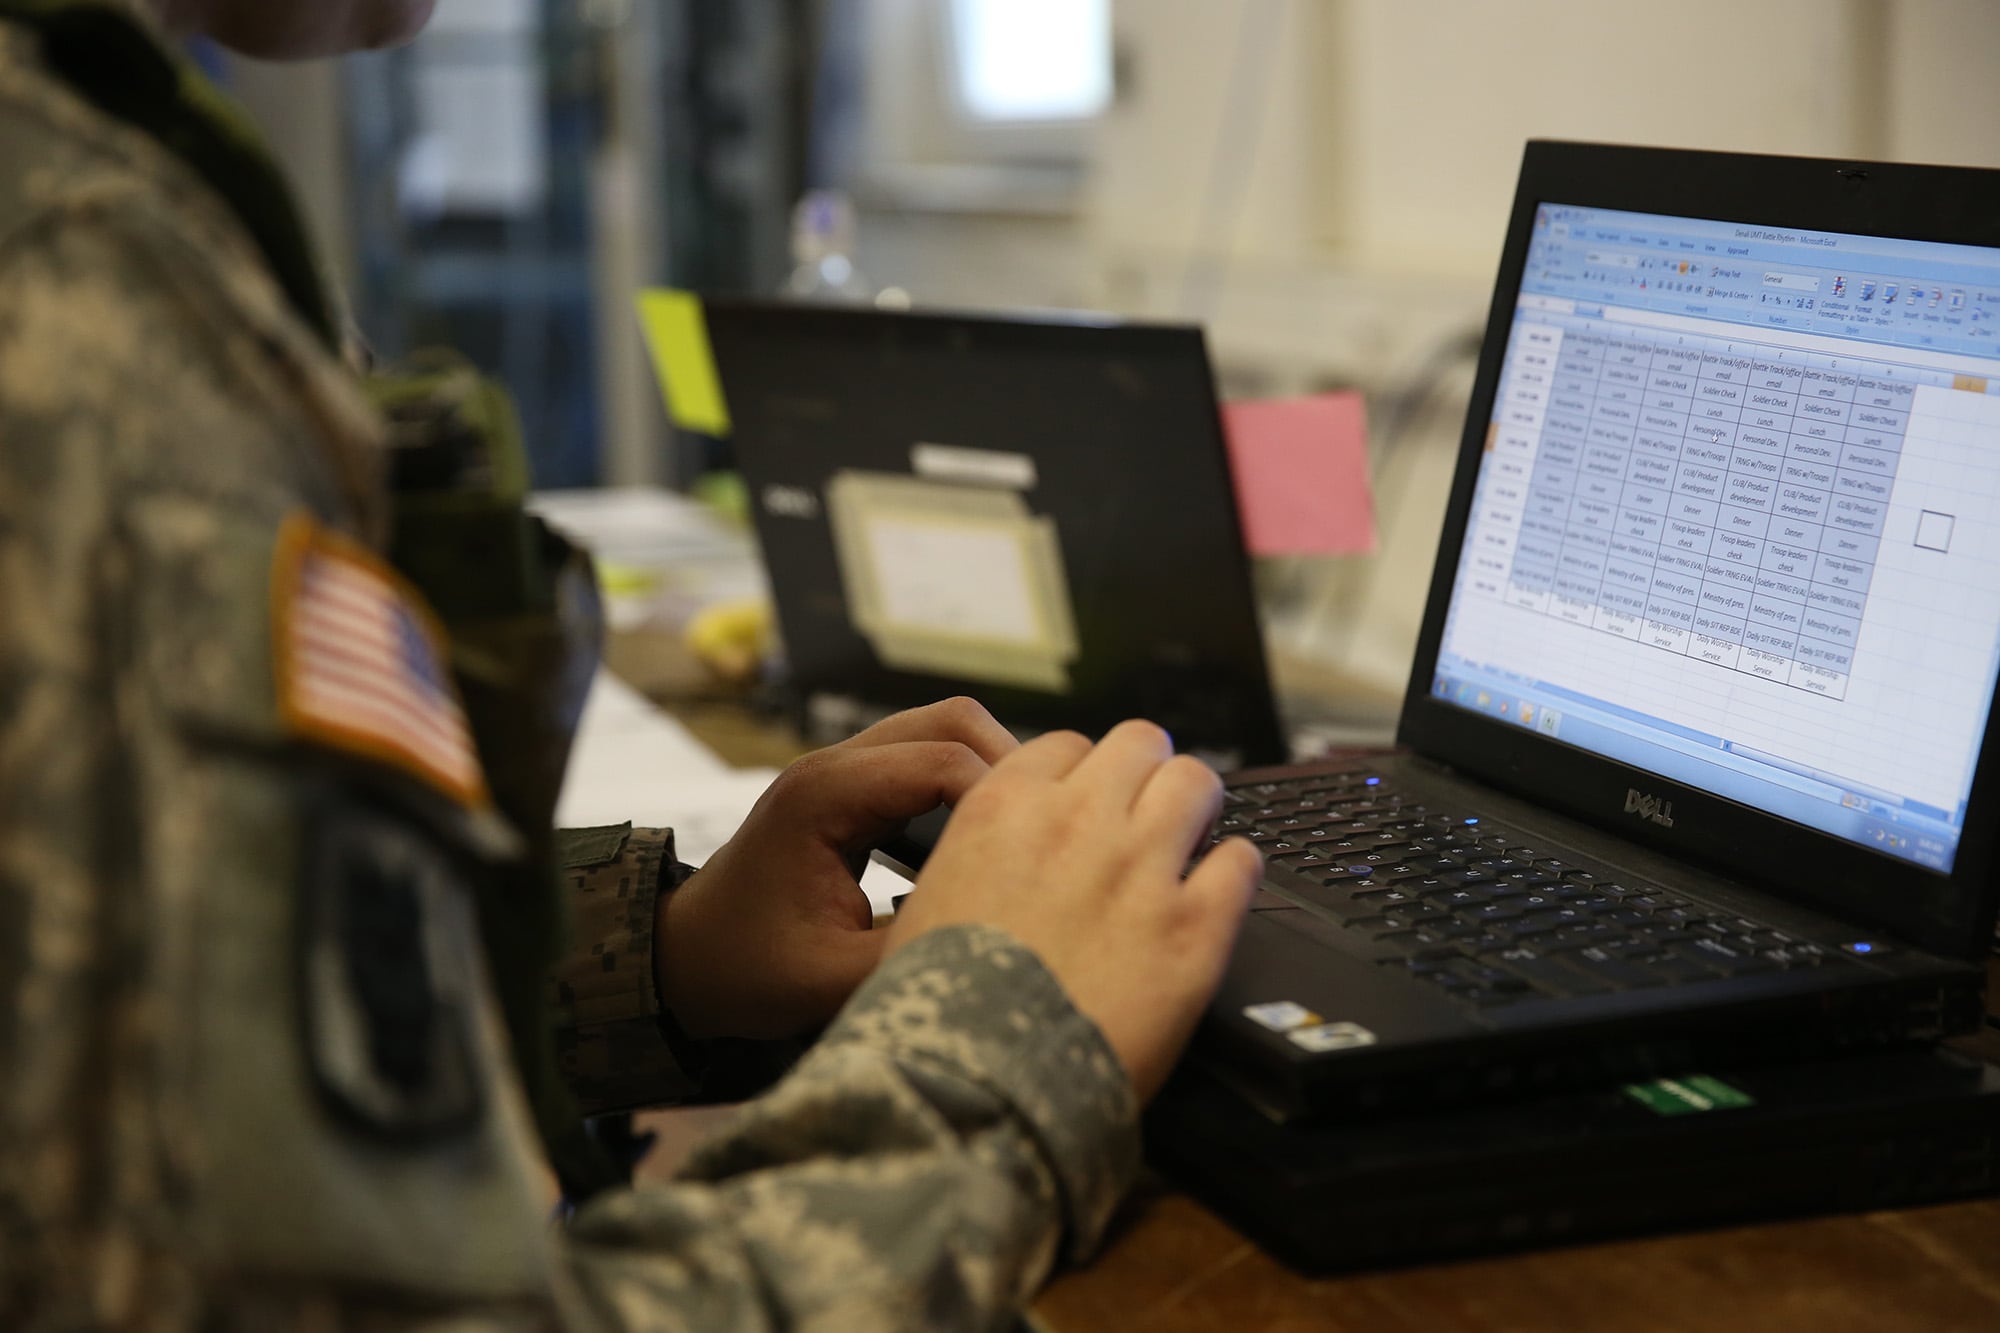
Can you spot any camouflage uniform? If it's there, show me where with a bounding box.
[0,7,1138,1330]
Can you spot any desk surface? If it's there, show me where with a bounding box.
[1033,1182,2000,1333]
[624,672,2000,1332]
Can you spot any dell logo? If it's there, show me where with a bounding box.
[1624,788,1676,829]
[762,484,820,519]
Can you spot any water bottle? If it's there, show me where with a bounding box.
[783,189,878,302]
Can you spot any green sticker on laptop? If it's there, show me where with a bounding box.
[1622,1075,1756,1116]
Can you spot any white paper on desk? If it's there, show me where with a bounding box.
[557,669,743,837]
[565,670,729,780]
[555,670,913,916]
[529,487,751,567]
[529,486,765,631]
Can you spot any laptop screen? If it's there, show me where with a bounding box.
[702,303,1288,767]
[1434,202,2000,874]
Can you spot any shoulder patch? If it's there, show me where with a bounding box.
[301,792,486,1140]
[271,514,489,808]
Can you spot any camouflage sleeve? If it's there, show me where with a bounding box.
[558,923,1141,1331]
[551,824,810,1118]
[550,823,695,1115]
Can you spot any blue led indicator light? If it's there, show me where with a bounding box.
[1464,817,1481,825]
[1365,777,1381,786]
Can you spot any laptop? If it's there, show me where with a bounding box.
[701,300,1288,769]
[1191,141,2000,1118]
[1150,1044,2000,1273]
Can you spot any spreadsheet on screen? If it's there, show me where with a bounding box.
[1437,203,2000,872]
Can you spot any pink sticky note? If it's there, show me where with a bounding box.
[1219,391,1376,556]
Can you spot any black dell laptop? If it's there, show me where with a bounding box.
[702,301,1287,769]
[1191,141,2000,1118]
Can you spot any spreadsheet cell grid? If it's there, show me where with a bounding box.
[1461,317,1940,702]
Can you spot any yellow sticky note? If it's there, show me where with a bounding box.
[635,288,732,436]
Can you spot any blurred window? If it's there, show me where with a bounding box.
[947,0,1110,124]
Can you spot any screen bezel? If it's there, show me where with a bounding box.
[1400,140,2000,961]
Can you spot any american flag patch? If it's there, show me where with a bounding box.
[272,516,488,807]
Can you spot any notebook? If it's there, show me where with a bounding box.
[701,300,1287,769]
[1193,141,2000,1118]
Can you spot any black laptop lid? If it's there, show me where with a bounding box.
[1402,142,2000,960]
[704,300,1287,766]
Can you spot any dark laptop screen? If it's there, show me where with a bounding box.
[1431,202,2000,873]
[704,303,1288,767]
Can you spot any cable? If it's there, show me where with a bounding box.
[1174,0,1288,323]
[1368,324,1485,467]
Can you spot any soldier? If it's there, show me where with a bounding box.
[0,1,1263,1329]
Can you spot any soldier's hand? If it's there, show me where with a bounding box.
[884,721,1262,1104]
[658,697,1018,1039]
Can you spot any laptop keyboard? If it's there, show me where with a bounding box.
[1213,766,1856,1011]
